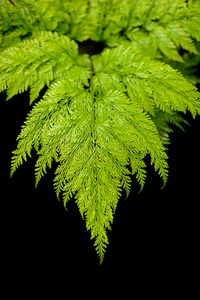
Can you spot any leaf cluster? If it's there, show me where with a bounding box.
[1,0,200,263]
[1,0,200,60]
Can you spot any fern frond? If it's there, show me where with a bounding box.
[169,42,200,85]
[0,0,36,25]
[0,0,38,50]
[10,41,200,262]
[10,79,82,177]
[3,0,200,263]
[32,0,90,41]
[90,0,200,61]
[152,110,189,132]
[0,31,89,103]
[93,46,200,117]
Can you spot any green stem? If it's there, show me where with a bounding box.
[90,61,96,147]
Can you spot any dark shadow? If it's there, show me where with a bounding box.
[77,39,106,56]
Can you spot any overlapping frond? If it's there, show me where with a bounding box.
[1,0,200,59]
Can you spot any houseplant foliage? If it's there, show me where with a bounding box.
[1,0,200,263]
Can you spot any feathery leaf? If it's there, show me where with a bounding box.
[1,0,200,263]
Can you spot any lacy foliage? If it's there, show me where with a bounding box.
[1,0,200,263]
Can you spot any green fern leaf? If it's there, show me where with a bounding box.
[1,0,200,263]
[9,39,200,262]
[123,0,200,60]
[0,31,89,103]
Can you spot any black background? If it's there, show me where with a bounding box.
[1,90,199,289]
